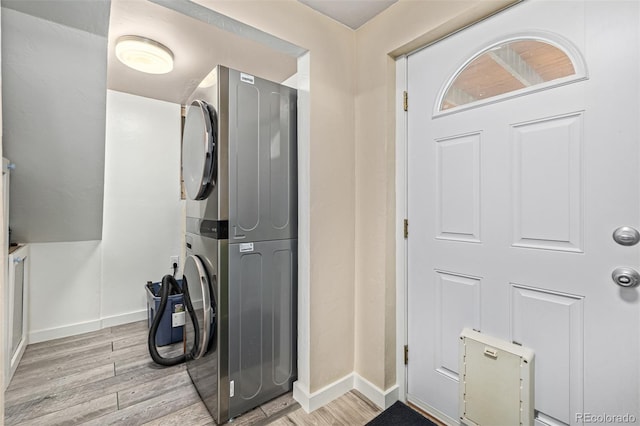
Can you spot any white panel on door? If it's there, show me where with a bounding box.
[436,133,481,243]
[512,113,583,252]
[435,270,481,379]
[511,284,584,426]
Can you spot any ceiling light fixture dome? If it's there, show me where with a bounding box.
[115,35,174,74]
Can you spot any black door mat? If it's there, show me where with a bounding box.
[366,401,438,426]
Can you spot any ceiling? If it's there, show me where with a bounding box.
[107,0,398,105]
[298,0,398,30]
[4,0,400,106]
[108,0,298,105]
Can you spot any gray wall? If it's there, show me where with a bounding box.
[1,1,110,242]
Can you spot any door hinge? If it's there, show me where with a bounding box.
[404,345,409,365]
[403,91,408,111]
[403,219,409,239]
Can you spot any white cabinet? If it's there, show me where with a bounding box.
[5,244,28,389]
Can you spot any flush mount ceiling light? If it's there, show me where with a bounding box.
[115,35,174,74]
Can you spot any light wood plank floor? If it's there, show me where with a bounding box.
[4,320,381,425]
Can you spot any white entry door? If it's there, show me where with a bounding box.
[407,1,640,424]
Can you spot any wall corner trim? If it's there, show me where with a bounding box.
[293,373,399,413]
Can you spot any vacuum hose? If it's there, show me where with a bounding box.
[148,274,200,366]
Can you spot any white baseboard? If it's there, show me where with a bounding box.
[353,373,399,410]
[100,309,147,328]
[294,373,400,413]
[293,374,354,413]
[28,309,148,344]
[29,319,102,344]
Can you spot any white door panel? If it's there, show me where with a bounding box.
[407,1,640,424]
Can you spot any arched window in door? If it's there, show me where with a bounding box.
[437,36,586,113]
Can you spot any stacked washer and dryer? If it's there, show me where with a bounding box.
[181,66,297,424]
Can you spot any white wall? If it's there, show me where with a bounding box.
[1,7,109,243]
[28,241,102,342]
[101,90,183,323]
[27,91,183,342]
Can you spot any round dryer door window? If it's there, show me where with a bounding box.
[182,100,217,200]
[183,255,213,360]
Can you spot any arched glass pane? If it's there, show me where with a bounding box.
[440,39,576,111]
